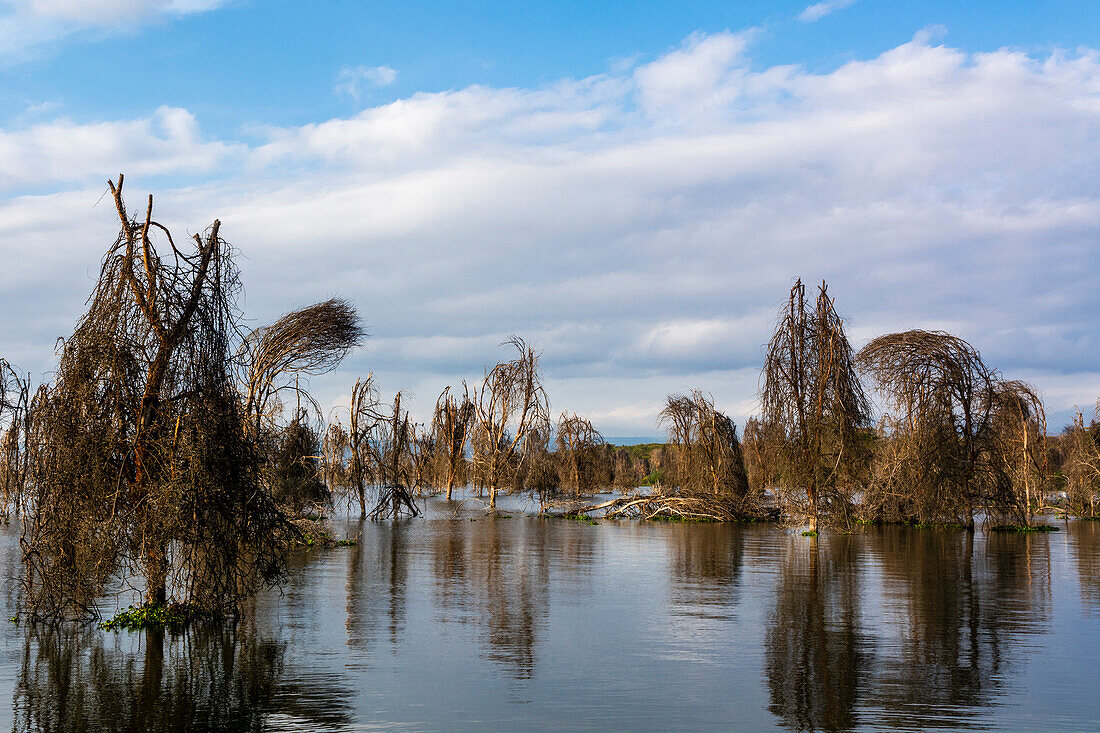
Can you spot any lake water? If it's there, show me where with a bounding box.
[2,495,1100,732]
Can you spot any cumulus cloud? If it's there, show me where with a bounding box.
[798,0,858,23]
[0,0,226,59]
[3,30,1100,434]
[335,64,398,100]
[0,106,241,191]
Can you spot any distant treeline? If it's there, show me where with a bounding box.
[1,179,1098,622]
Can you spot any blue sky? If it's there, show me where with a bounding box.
[5,1,1099,136]
[1,0,1099,434]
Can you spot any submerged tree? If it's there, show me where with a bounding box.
[987,380,1049,526]
[430,385,475,500]
[345,375,381,518]
[659,391,752,506]
[265,408,330,516]
[20,176,360,621]
[471,337,550,509]
[1062,408,1100,518]
[0,360,32,516]
[855,330,1050,527]
[555,413,605,498]
[761,279,871,530]
[363,392,421,519]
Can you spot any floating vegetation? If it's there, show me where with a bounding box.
[100,602,204,632]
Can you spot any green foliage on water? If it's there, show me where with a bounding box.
[801,530,818,537]
[335,538,358,546]
[989,524,1060,532]
[100,602,203,631]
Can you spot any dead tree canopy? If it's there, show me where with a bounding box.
[1062,407,1100,518]
[431,385,475,500]
[20,176,361,621]
[555,413,604,498]
[0,360,32,517]
[362,391,421,519]
[471,337,550,509]
[241,298,363,438]
[857,330,1050,527]
[659,391,751,503]
[761,279,870,529]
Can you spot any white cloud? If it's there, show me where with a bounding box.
[335,64,399,101]
[0,0,227,59]
[3,31,1100,434]
[0,106,241,190]
[799,0,858,23]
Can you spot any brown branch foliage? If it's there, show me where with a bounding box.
[18,176,359,621]
[761,279,870,529]
[471,337,550,509]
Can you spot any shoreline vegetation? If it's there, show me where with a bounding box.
[1,179,1099,628]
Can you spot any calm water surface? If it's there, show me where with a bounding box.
[2,496,1100,732]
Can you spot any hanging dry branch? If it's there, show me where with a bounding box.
[471,337,550,510]
[761,279,870,530]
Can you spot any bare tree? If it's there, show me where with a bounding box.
[471,337,550,510]
[1063,407,1100,518]
[555,413,604,498]
[987,380,1049,526]
[857,329,999,527]
[0,361,32,517]
[659,391,752,502]
[346,375,380,518]
[362,392,421,519]
[241,298,363,439]
[20,176,359,622]
[431,385,475,500]
[761,279,870,530]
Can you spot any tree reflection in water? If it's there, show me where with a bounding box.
[865,528,1050,730]
[761,526,1053,732]
[344,519,411,651]
[425,517,598,681]
[765,534,870,733]
[429,517,552,679]
[12,622,353,732]
[667,523,746,618]
[1069,519,1100,613]
[3,519,1083,732]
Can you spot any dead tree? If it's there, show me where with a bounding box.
[987,380,1048,526]
[20,176,359,621]
[658,391,753,512]
[0,361,32,517]
[857,330,999,527]
[409,425,435,496]
[346,375,380,518]
[1063,408,1100,518]
[430,385,475,500]
[471,337,550,509]
[555,413,604,498]
[363,392,420,519]
[321,421,350,501]
[240,298,363,440]
[761,280,870,530]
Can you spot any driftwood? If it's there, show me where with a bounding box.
[542,490,777,522]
